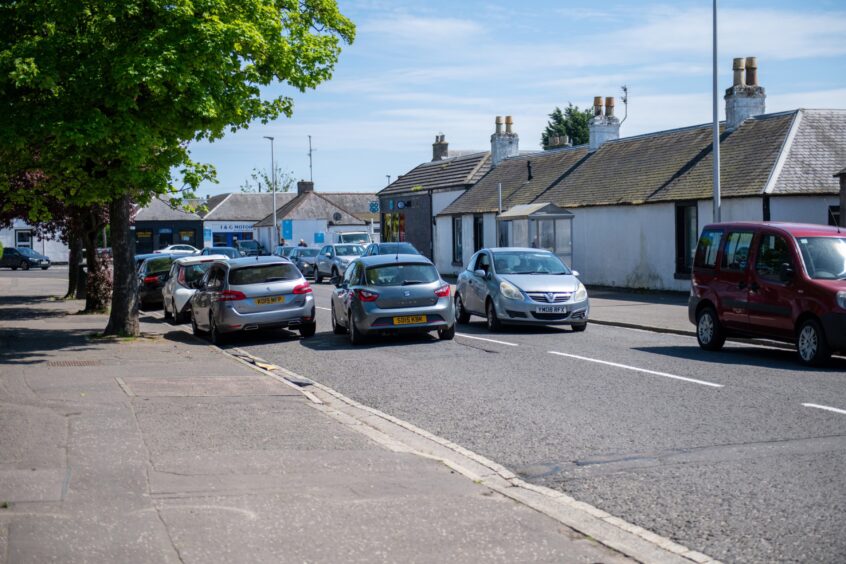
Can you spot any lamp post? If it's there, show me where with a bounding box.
[263,136,277,245]
[712,0,721,223]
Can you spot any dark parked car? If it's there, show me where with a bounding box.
[137,255,177,309]
[189,256,315,344]
[135,252,164,270]
[329,254,455,345]
[1,247,51,270]
[288,247,320,279]
[689,222,846,365]
[362,242,421,257]
[200,247,240,259]
[233,239,266,256]
[273,245,296,258]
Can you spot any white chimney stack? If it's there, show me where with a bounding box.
[491,115,519,167]
[588,95,620,151]
[725,56,766,131]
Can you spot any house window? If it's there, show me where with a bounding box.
[675,203,698,276]
[473,215,484,252]
[178,229,195,244]
[452,217,463,264]
[498,221,511,247]
[15,230,32,248]
[158,227,173,248]
[829,206,841,227]
[382,212,406,242]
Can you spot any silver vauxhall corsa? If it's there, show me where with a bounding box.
[189,256,316,344]
[455,248,589,332]
[329,254,455,345]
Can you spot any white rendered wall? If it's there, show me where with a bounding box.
[770,195,839,225]
[0,220,70,263]
[431,189,466,216]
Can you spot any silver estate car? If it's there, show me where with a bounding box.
[314,243,366,283]
[189,256,316,344]
[455,248,589,332]
[329,254,455,345]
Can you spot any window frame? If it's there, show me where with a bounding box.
[452,216,463,265]
[753,232,795,283]
[721,231,756,273]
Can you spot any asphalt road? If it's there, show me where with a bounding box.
[219,282,846,563]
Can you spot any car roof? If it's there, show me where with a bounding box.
[702,221,844,238]
[175,255,228,265]
[208,246,237,250]
[356,254,433,267]
[226,255,292,269]
[486,247,555,253]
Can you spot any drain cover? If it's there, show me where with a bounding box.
[46,360,101,367]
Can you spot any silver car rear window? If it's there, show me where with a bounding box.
[229,264,300,285]
[365,264,439,286]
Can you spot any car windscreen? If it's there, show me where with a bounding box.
[212,248,239,258]
[228,263,300,285]
[144,257,174,273]
[336,245,365,256]
[796,236,846,280]
[493,251,570,275]
[298,248,319,257]
[181,263,213,283]
[365,263,439,286]
[18,248,38,257]
[378,243,417,254]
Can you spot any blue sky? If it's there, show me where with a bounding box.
[187,0,846,197]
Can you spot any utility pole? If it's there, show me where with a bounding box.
[307,135,315,182]
[712,0,721,223]
[263,136,277,245]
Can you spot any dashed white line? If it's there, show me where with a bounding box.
[802,403,846,415]
[547,351,723,388]
[456,333,519,347]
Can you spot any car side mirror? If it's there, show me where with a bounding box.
[572,270,580,277]
[325,252,332,258]
[473,269,486,279]
[779,263,795,283]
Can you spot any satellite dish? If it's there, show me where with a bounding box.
[333,212,342,221]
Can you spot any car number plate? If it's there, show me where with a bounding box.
[393,315,427,325]
[536,306,567,313]
[255,296,285,305]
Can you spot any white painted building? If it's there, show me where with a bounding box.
[0,220,70,263]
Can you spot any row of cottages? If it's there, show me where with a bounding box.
[253,181,378,249]
[435,57,845,291]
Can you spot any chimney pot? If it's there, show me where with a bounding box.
[491,115,519,166]
[432,133,449,161]
[505,115,513,134]
[495,116,503,135]
[745,56,758,86]
[732,57,746,87]
[605,96,615,118]
[593,96,603,116]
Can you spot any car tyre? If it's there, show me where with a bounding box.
[486,300,503,332]
[299,321,317,338]
[314,269,323,284]
[20,260,29,271]
[796,318,831,366]
[438,324,456,340]
[209,316,227,346]
[191,309,203,336]
[696,306,725,351]
[331,267,339,281]
[163,299,173,320]
[455,293,470,324]
[572,322,587,332]
[331,302,347,334]
[348,310,364,346]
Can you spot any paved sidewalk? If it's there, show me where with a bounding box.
[586,287,692,335]
[0,274,631,563]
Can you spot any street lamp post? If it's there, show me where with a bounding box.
[263,136,277,245]
[712,0,721,223]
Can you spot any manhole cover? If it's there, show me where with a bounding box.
[46,360,101,367]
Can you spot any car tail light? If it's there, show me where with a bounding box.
[143,275,159,285]
[293,282,312,294]
[356,289,379,302]
[434,283,451,297]
[216,290,246,301]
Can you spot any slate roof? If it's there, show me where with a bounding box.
[836,167,846,177]
[320,193,379,223]
[440,147,588,215]
[379,152,491,196]
[253,192,369,227]
[770,110,846,195]
[134,197,202,222]
[203,192,296,221]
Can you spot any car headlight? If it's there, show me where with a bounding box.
[500,280,523,300]
[837,290,846,310]
[574,282,588,302]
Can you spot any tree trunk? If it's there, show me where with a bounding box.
[82,230,110,312]
[64,234,82,300]
[104,194,139,336]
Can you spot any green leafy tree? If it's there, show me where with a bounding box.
[541,103,593,148]
[1,0,355,335]
[240,165,295,193]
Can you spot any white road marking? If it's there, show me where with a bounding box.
[316,306,331,311]
[802,403,846,415]
[456,333,519,347]
[547,351,723,388]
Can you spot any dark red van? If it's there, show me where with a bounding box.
[689,222,846,365]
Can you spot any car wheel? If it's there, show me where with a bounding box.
[209,316,227,346]
[299,321,317,338]
[696,306,725,351]
[486,300,503,332]
[191,309,203,336]
[331,267,339,280]
[163,299,173,320]
[455,293,470,324]
[41,266,49,270]
[10,266,17,271]
[438,324,456,340]
[348,310,363,346]
[174,301,188,324]
[796,318,831,366]
[314,269,323,284]
[20,260,29,271]
[572,323,587,332]
[331,302,347,334]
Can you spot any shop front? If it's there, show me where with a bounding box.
[203,221,256,248]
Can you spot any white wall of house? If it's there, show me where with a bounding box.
[431,189,466,216]
[0,221,70,263]
[770,195,839,225]
[482,213,498,248]
[434,216,456,275]
[719,198,762,223]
